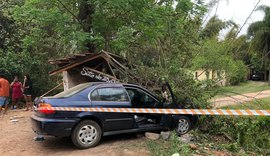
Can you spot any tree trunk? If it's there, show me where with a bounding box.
[268,66,270,85]
[78,0,96,52]
[104,33,110,51]
[266,45,270,85]
[265,38,270,85]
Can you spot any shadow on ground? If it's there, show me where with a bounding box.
[39,133,142,151]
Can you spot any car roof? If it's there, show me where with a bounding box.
[89,82,141,87]
[90,82,157,94]
[77,82,160,101]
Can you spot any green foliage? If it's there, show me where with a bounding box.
[0,0,209,99]
[200,99,270,154]
[200,16,233,40]
[192,39,230,71]
[227,60,248,85]
[216,81,270,98]
[200,116,270,154]
[192,37,248,85]
[0,50,61,96]
[0,0,248,100]
[12,0,85,55]
[250,53,264,71]
[247,5,270,81]
[147,132,193,156]
[1,0,270,155]
[136,64,211,109]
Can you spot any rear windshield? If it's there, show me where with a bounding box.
[53,83,91,98]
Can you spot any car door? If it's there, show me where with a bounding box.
[124,86,163,123]
[90,85,135,131]
[125,87,160,108]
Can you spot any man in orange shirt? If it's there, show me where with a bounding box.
[0,72,10,115]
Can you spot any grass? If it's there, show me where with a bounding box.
[146,98,270,155]
[199,115,270,154]
[145,96,270,156]
[215,81,270,98]
[208,98,270,154]
[147,133,193,156]
[221,97,270,109]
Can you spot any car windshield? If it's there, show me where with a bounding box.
[53,83,91,98]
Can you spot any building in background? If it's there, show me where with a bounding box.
[193,69,226,86]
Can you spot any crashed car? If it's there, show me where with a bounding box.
[31,82,198,149]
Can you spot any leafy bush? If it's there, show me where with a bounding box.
[227,60,248,85]
[136,65,211,109]
[199,116,270,154]
[0,50,62,97]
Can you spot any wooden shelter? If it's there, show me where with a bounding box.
[49,50,153,90]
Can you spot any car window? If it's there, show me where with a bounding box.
[126,88,158,108]
[91,87,129,102]
[53,83,91,98]
[91,90,99,101]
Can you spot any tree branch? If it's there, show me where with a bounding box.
[56,0,85,29]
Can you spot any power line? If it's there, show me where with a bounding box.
[209,0,267,106]
[214,0,220,17]
[235,0,262,36]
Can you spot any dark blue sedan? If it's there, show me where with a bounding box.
[31,82,197,149]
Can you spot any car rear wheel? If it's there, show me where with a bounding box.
[71,120,102,149]
[175,116,191,135]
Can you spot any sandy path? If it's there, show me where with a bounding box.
[0,110,149,156]
[211,90,270,108]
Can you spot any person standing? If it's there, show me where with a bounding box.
[10,75,23,109]
[23,74,33,111]
[0,72,10,115]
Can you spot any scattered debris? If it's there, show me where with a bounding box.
[9,116,24,123]
[160,131,170,140]
[189,144,198,150]
[49,51,161,92]
[145,132,160,140]
[194,150,204,155]
[179,134,194,143]
[212,150,231,156]
[239,149,246,155]
[171,153,180,156]
[34,135,45,141]
[222,132,233,141]
[203,147,210,150]
[10,116,24,120]
[10,119,19,123]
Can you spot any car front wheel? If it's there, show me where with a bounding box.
[71,120,102,149]
[175,116,191,135]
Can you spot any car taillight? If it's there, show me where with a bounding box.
[38,103,55,114]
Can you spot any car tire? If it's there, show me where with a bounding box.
[71,120,102,149]
[175,116,191,136]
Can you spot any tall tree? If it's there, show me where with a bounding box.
[0,0,23,53]
[200,15,233,39]
[194,16,248,85]
[77,0,96,52]
[247,5,270,83]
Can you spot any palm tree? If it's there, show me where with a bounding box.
[201,16,233,39]
[247,5,270,83]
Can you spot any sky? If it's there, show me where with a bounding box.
[205,0,270,37]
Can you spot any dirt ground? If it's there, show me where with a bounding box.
[211,89,270,108]
[0,110,150,156]
[1,91,265,156]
